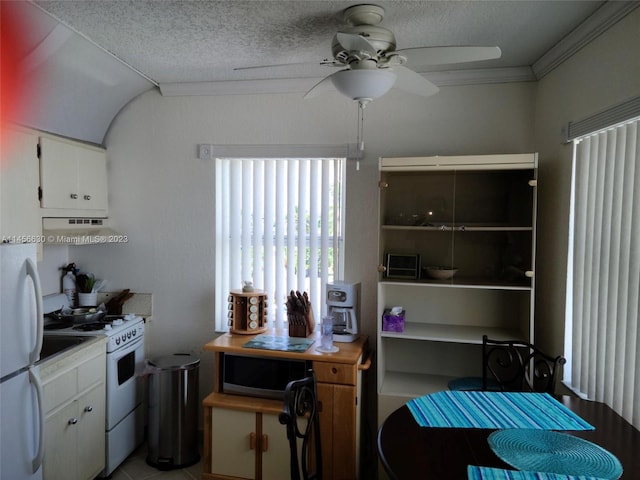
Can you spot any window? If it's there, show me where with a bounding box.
[564,116,639,429]
[215,155,345,332]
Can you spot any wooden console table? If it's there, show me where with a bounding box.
[202,331,370,480]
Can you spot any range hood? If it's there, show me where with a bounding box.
[42,218,124,245]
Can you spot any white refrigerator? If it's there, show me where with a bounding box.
[0,243,45,480]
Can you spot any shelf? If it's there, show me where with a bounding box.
[377,155,537,418]
[380,323,524,343]
[379,371,454,397]
[380,278,532,291]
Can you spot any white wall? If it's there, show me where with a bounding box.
[71,81,535,404]
[533,7,640,357]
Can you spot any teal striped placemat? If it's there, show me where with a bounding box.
[407,391,594,430]
[468,466,606,480]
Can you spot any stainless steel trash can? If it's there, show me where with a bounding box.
[146,353,200,470]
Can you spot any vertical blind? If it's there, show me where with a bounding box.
[566,117,639,429]
[215,157,344,331]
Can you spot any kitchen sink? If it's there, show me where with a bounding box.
[39,335,94,362]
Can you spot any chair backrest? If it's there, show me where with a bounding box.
[279,370,322,480]
[482,335,566,393]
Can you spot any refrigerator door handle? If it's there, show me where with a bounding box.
[29,367,45,473]
[25,257,43,364]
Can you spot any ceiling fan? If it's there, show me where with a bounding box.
[237,4,502,105]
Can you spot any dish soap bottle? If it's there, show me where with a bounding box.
[62,263,77,306]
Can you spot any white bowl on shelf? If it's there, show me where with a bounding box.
[425,266,458,280]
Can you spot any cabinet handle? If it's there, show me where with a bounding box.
[261,434,268,452]
[525,271,534,278]
[70,193,78,199]
[68,418,78,425]
[249,432,256,450]
[84,405,93,413]
[83,195,91,200]
[359,349,373,371]
[528,179,538,187]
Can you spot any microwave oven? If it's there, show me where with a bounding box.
[220,352,311,400]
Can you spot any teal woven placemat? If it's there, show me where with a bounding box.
[487,430,622,480]
[407,391,594,430]
[243,334,314,352]
[467,465,607,480]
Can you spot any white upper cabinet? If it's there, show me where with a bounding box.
[39,135,108,216]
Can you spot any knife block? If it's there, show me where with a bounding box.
[228,289,268,334]
[288,308,315,338]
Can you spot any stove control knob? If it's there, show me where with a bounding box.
[127,331,132,339]
[121,334,126,343]
[132,329,137,336]
[115,337,120,345]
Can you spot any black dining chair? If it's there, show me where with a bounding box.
[483,335,566,393]
[448,335,566,394]
[279,370,322,480]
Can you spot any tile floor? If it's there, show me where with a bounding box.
[109,443,202,480]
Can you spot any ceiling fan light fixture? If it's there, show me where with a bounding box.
[331,69,396,103]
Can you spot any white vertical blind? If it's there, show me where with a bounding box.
[215,157,344,331]
[566,117,640,429]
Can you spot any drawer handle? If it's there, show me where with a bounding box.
[83,195,91,200]
[68,418,78,425]
[261,434,268,452]
[84,405,93,413]
[249,432,256,450]
[70,193,78,199]
[331,367,338,374]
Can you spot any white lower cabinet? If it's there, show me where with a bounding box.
[210,407,290,480]
[41,340,106,480]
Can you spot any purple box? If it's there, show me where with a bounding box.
[382,309,405,332]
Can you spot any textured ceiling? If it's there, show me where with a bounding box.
[33,0,609,85]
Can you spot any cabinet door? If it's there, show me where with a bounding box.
[261,413,292,480]
[0,128,41,239]
[39,136,79,209]
[76,384,106,480]
[210,407,256,479]
[39,135,108,212]
[316,383,334,477]
[76,147,107,211]
[44,401,78,480]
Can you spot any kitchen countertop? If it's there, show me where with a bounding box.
[38,335,107,381]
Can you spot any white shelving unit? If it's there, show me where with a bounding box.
[376,154,538,422]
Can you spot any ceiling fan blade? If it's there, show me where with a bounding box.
[234,60,341,72]
[336,32,377,55]
[304,71,343,99]
[390,66,439,97]
[393,46,501,67]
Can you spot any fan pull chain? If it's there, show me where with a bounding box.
[356,100,366,170]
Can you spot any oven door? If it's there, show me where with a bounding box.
[105,336,144,430]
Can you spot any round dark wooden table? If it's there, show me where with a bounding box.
[377,396,640,479]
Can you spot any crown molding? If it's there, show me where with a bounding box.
[532,1,640,79]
